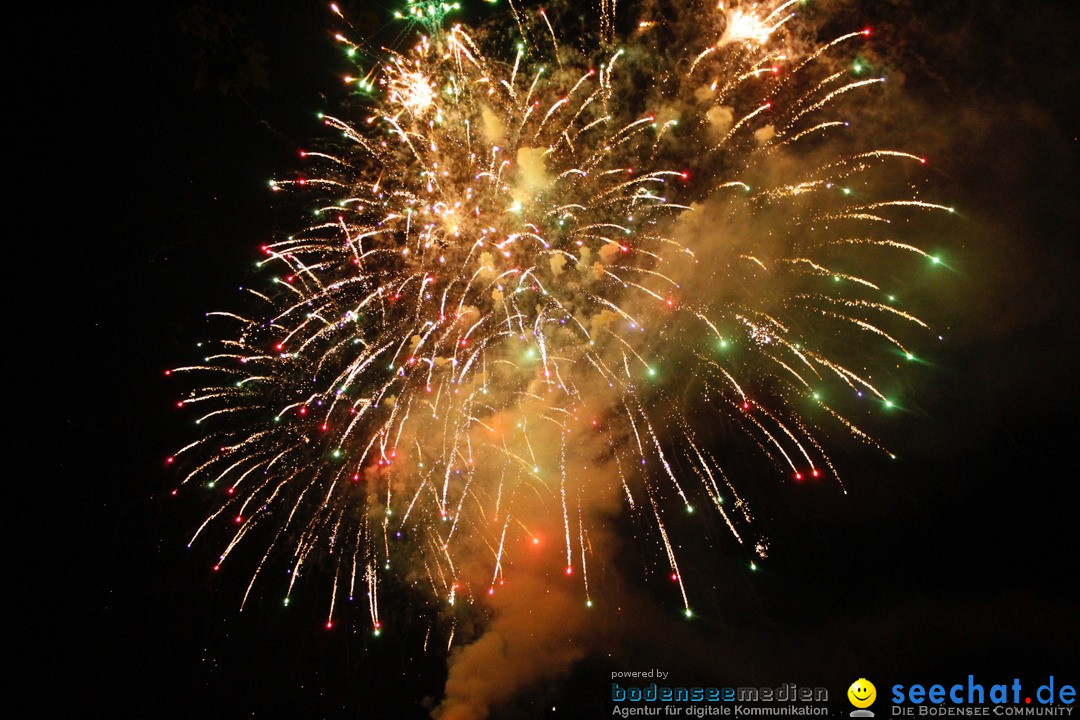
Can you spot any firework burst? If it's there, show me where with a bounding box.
[168,0,951,632]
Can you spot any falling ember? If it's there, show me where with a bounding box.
[168,0,950,637]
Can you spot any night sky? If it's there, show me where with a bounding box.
[19,0,1079,717]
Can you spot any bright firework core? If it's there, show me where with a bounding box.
[169,0,950,646]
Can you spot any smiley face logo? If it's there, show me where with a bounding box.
[848,679,877,709]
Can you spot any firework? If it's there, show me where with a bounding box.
[168,0,951,631]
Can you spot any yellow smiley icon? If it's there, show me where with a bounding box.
[848,679,877,708]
